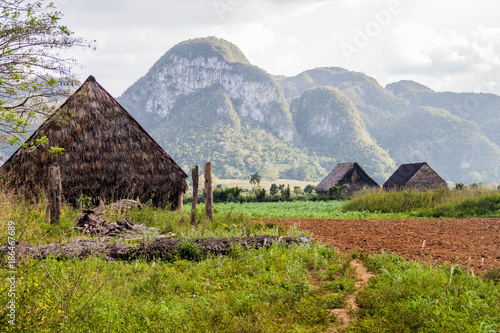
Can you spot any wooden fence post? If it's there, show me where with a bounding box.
[204,162,213,221]
[177,194,184,211]
[191,165,199,224]
[47,165,62,224]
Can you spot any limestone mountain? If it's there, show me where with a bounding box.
[146,84,325,180]
[117,37,500,183]
[291,87,396,182]
[378,106,500,183]
[119,37,294,141]
[119,37,325,180]
[276,67,412,131]
[387,80,500,146]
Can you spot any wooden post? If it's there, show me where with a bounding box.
[177,194,184,211]
[191,165,199,224]
[204,162,213,221]
[47,165,62,224]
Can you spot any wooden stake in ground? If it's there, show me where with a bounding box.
[191,165,199,224]
[204,162,213,221]
[177,194,183,211]
[47,165,62,224]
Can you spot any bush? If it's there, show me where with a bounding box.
[327,185,348,200]
[281,185,291,199]
[304,185,315,194]
[255,188,266,201]
[270,184,279,196]
[213,187,242,203]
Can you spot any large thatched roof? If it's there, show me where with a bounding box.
[0,76,188,208]
[383,162,446,190]
[315,162,379,194]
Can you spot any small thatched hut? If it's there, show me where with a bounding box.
[0,76,188,208]
[383,162,446,191]
[315,162,379,195]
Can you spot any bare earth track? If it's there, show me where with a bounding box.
[257,218,500,272]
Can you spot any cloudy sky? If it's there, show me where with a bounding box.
[56,0,500,97]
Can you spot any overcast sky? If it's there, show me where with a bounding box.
[56,0,500,97]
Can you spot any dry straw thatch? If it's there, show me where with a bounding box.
[315,162,379,195]
[383,162,446,191]
[0,76,188,208]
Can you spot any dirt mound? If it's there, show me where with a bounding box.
[258,218,500,272]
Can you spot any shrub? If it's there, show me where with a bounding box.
[281,185,291,199]
[304,185,316,194]
[269,183,279,196]
[327,185,348,200]
[255,188,266,201]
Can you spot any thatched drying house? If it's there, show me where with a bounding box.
[383,162,446,191]
[0,76,188,208]
[315,162,379,195]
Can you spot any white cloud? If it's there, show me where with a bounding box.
[53,0,500,96]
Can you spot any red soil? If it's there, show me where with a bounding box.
[257,218,500,272]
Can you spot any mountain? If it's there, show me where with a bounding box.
[276,67,412,131]
[4,37,499,184]
[387,80,500,146]
[116,37,500,184]
[378,107,500,183]
[119,37,294,141]
[290,86,395,181]
[119,37,327,181]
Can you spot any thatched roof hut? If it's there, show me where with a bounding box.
[0,76,188,208]
[383,162,446,191]
[315,162,379,195]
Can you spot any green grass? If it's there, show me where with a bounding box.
[350,253,500,332]
[213,201,415,219]
[2,189,500,332]
[0,190,356,332]
[343,188,500,218]
[2,244,354,332]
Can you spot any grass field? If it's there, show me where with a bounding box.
[1,189,500,332]
[213,201,415,219]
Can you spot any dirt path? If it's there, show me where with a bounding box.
[257,218,500,272]
[330,259,373,331]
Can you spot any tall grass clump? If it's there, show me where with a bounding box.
[343,188,450,214]
[421,191,500,217]
[344,188,500,218]
[0,188,81,245]
[350,253,500,332]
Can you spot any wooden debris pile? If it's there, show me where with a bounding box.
[74,210,158,239]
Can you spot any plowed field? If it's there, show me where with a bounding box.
[257,218,500,271]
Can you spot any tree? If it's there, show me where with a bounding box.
[249,172,261,186]
[304,184,315,194]
[0,0,94,147]
[269,183,279,195]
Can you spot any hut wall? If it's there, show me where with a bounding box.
[406,165,447,190]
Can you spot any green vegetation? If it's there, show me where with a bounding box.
[0,0,91,146]
[214,201,413,219]
[0,190,358,332]
[147,85,326,181]
[2,188,500,332]
[352,252,500,332]
[344,188,500,218]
